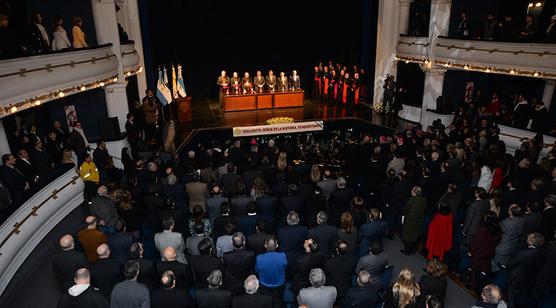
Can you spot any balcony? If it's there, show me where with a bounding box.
[396,36,556,78]
[0,43,141,118]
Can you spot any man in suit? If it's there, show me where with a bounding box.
[77,216,107,262]
[186,221,212,256]
[341,270,379,308]
[540,194,556,242]
[255,193,279,231]
[297,268,337,308]
[69,121,88,165]
[385,170,413,238]
[51,234,89,292]
[186,173,208,212]
[255,237,287,308]
[280,184,305,225]
[232,275,272,308]
[507,233,547,308]
[128,242,158,292]
[501,180,527,220]
[110,260,150,308]
[438,183,464,219]
[207,185,228,222]
[196,269,232,308]
[358,208,387,257]
[463,188,491,247]
[223,232,255,296]
[221,163,241,198]
[247,219,273,255]
[309,211,338,257]
[90,186,119,231]
[45,131,63,164]
[317,169,336,200]
[15,149,39,187]
[151,270,195,308]
[93,140,109,173]
[107,219,133,264]
[324,240,356,302]
[90,244,123,299]
[277,211,309,266]
[154,216,187,264]
[239,201,259,236]
[56,268,109,308]
[29,139,54,184]
[329,177,355,226]
[125,113,140,160]
[0,153,30,206]
[0,181,12,220]
[356,241,389,288]
[292,238,326,294]
[156,246,194,289]
[213,202,239,238]
[190,238,223,289]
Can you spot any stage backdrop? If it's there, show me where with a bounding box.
[140,0,377,100]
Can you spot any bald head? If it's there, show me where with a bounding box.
[163,246,177,261]
[74,268,90,285]
[357,270,371,286]
[96,243,110,258]
[59,234,74,250]
[85,216,97,228]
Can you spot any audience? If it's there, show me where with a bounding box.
[56,268,109,308]
[110,260,150,308]
[297,268,337,308]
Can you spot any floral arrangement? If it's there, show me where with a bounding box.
[266,117,294,125]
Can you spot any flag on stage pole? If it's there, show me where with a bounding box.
[177,64,187,97]
[156,67,172,105]
[171,64,178,99]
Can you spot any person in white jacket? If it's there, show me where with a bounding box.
[52,15,71,51]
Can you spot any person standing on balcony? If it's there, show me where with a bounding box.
[499,14,518,42]
[72,16,88,48]
[70,121,89,166]
[544,15,556,43]
[29,12,50,54]
[480,12,499,41]
[0,154,30,207]
[520,14,537,42]
[455,11,470,38]
[52,15,71,51]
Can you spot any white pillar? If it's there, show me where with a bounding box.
[122,0,147,99]
[423,68,446,112]
[399,0,414,35]
[542,79,556,110]
[374,0,401,105]
[104,82,129,131]
[429,0,452,37]
[91,0,125,79]
[0,120,11,155]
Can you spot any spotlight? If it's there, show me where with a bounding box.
[528,3,534,7]
[99,82,105,87]
[535,2,542,7]
[485,68,491,73]
[80,85,86,91]
[34,100,41,106]
[533,72,540,77]
[464,65,470,70]
[510,69,516,74]
[58,91,65,97]
[113,77,118,82]
[405,60,409,64]
[10,106,17,113]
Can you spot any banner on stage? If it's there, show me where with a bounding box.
[233,121,324,137]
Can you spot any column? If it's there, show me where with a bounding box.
[542,79,555,110]
[421,68,446,127]
[122,0,148,98]
[104,82,129,131]
[429,0,452,38]
[399,0,414,35]
[0,120,11,155]
[373,0,400,105]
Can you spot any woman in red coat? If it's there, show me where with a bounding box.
[469,211,501,293]
[426,201,453,261]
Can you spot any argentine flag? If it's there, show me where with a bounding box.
[177,64,187,97]
[156,66,172,105]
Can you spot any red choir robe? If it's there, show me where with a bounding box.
[329,75,338,100]
[426,212,453,261]
[342,77,352,104]
[323,72,329,96]
[313,71,322,98]
[351,77,361,105]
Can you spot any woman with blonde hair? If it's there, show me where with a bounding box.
[337,211,357,256]
[250,176,267,200]
[310,164,321,183]
[383,268,422,308]
[276,151,287,171]
[72,16,87,48]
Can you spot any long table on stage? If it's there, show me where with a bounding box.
[222,90,304,111]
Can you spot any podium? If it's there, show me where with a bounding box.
[176,97,192,122]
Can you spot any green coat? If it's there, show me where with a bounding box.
[401,196,427,242]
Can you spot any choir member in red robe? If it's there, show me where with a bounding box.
[328,70,338,103]
[312,66,322,98]
[351,73,361,105]
[231,72,241,94]
[425,202,453,261]
[336,69,345,104]
[341,73,351,104]
[322,66,330,98]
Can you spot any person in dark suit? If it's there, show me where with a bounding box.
[93,141,109,173]
[280,184,305,225]
[341,270,379,308]
[52,120,69,149]
[90,244,123,300]
[190,238,223,289]
[1,154,30,206]
[419,258,447,301]
[151,270,195,308]
[232,275,273,308]
[309,211,338,257]
[128,242,158,292]
[213,202,239,238]
[156,246,194,289]
[110,260,150,307]
[507,233,547,308]
[358,209,387,257]
[69,122,88,165]
[325,240,356,302]
[239,201,259,236]
[223,232,256,296]
[15,149,39,187]
[56,268,109,308]
[28,139,54,185]
[51,234,89,292]
[45,131,63,164]
[500,180,527,220]
[463,188,491,247]
[196,269,232,308]
[277,211,309,265]
[125,113,141,160]
[384,171,413,238]
[107,219,134,264]
[247,219,273,255]
[438,183,464,218]
[329,177,355,226]
[540,195,556,242]
[221,163,241,198]
[292,238,325,294]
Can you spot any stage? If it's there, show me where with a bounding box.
[172,98,400,148]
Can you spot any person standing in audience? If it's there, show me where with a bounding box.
[342,270,379,308]
[91,185,119,233]
[277,211,309,265]
[356,241,389,288]
[52,234,89,292]
[1,153,30,208]
[15,149,39,189]
[110,260,150,308]
[223,232,255,296]
[491,204,525,272]
[540,195,556,242]
[383,268,422,308]
[80,154,99,202]
[297,268,337,308]
[469,211,501,293]
[52,15,71,50]
[256,237,287,308]
[195,269,232,308]
[309,211,338,257]
[337,211,357,256]
[472,284,507,308]
[419,259,447,301]
[480,12,498,40]
[91,244,122,300]
[455,11,470,37]
[70,121,89,165]
[151,270,195,308]
[72,16,87,48]
[156,246,193,289]
[46,131,63,164]
[29,139,53,184]
[190,238,223,289]
[426,201,453,261]
[401,186,427,255]
[463,188,491,248]
[155,216,187,264]
[56,268,109,308]
[499,14,518,42]
[78,216,107,262]
[107,219,133,265]
[325,240,356,302]
[128,242,158,292]
[232,275,272,308]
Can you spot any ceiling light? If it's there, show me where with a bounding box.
[99,82,105,87]
[536,2,542,7]
[533,72,540,77]
[464,65,470,70]
[485,68,491,73]
[80,85,86,91]
[126,72,132,76]
[10,106,17,113]
[34,100,41,106]
[113,77,118,82]
[58,91,65,97]
[510,69,516,74]
[528,3,534,7]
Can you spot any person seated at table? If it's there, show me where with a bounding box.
[242,72,253,94]
[254,71,266,93]
[217,70,230,99]
[290,70,301,90]
[231,72,241,94]
[278,72,289,92]
[266,70,277,92]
